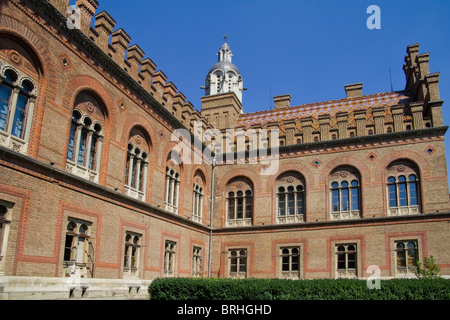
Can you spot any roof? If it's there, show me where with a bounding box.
[234,91,412,132]
[207,61,241,77]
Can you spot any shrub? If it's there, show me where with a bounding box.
[148,277,450,300]
[415,256,441,279]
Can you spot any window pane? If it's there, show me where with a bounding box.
[278,192,285,216]
[396,243,406,267]
[282,254,290,271]
[409,181,418,206]
[341,187,349,211]
[245,196,252,219]
[388,177,396,184]
[228,198,235,219]
[348,252,356,269]
[0,85,12,131]
[67,122,77,161]
[337,253,345,270]
[341,181,348,188]
[64,234,74,261]
[332,189,339,212]
[296,190,304,215]
[407,242,417,267]
[287,191,295,215]
[88,134,98,170]
[77,128,88,165]
[331,182,339,189]
[12,94,28,138]
[291,249,299,271]
[388,184,397,208]
[398,181,407,207]
[351,187,359,211]
[236,196,243,219]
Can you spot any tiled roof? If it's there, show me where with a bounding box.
[234,91,411,132]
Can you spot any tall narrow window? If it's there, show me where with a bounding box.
[63,219,94,278]
[165,167,180,214]
[192,247,203,277]
[395,240,418,274]
[192,184,204,223]
[280,247,300,279]
[163,241,177,277]
[229,249,247,278]
[67,111,81,162]
[386,161,421,216]
[329,167,361,220]
[388,177,397,208]
[336,244,357,278]
[0,72,14,132]
[124,128,150,202]
[276,172,306,224]
[123,232,141,278]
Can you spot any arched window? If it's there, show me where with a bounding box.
[229,249,247,279]
[395,240,418,274]
[0,68,37,154]
[123,232,142,278]
[66,92,106,183]
[192,170,206,223]
[192,184,204,223]
[225,177,253,227]
[63,218,93,278]
[329,166,361,220]
[280,247,300,280]
[275,171,305,224]
[165,166,180,214]
[386,160,421,216]
[124,127,151,201]
[336,244,357,278]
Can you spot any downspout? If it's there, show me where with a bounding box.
[208,157,216,278]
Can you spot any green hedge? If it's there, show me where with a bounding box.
[148,278,450,300]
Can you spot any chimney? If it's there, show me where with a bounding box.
[75,0,99,35]
[345,83,363,98]
[273,94,291,109]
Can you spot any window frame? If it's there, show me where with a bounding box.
[387,174,420,216]
[228,249,247,279]
[335,244,358,279]
[395,240,419,275]
[0,65,38,154]
[329,179,361,220]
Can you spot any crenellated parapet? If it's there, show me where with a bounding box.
[226,88,433,153]
[46,0,214,133]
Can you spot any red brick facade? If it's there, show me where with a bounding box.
[0,0,449,299]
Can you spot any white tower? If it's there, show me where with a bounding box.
[204,38,244,103]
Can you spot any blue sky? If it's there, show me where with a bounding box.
[86,0,450,186]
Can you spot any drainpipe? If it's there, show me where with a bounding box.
[208,157,216,278]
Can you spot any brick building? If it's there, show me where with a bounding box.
[0,0,449,299]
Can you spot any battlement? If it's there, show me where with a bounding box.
[48,0,212,132]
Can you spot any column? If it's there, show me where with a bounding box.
[174,180,180,213]
[5,86,21,134]
[135,158,142,190]
[127,154,135,187]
